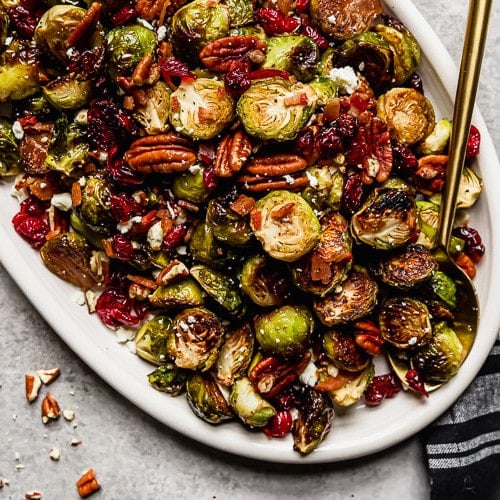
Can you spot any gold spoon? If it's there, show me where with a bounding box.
[389,0,492,391]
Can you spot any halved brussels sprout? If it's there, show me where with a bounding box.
[40,232,99,290]
[169,77,234,140]
[313,267,378,326]
[292,386,334,455]
[309,77,339,106]
[43,76,92,111]
[0,117,20,176]
[190,264,246,318]
[215,324,254,387]
[173,165,210,204]
[170,0,230,63]
[336,31,393,92]
[149,278,205,308]
[250,190,321,263]
[75,176,114,235]
[135,316,174,365]
[229,376,276,428]
[106,24,157,80]
[323,330,371,371]
[379,296,432,349]
[375,23,420,85]
[236,77,318,142]
[147,363,189,396]
[168,307,225,371]
[373,244,437,290]
[186,372,234,424]
[351,183,417,250]
[240,254,291,307]
[292,211,352,296]
[411,321,463,383]
[430,271,457,310]
[377,87,435,146]
[262,35,320,82]
[418,118,452,155]
[254,305,314,357]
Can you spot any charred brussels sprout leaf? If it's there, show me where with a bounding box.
[237,77,318,142]
[0,118,20,176]
[250,190,321,263]
[186,372,234,423]
[313,267,378,326]
[169,78,234,140]
[40,232,99,290]
[293,386,334,455]
[168,307,225,371]
[254,305,314,357]
[135,316,174,365]
[149,278,205,308]
[147,363,189,396]
[379,296,432,349]
[229,376,276,428]
[190,264,246,318]
[323,330,371,372]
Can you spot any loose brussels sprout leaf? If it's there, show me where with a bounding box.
[254,305,314,357]
[430,271,457,310]
[69,211,106,250]
[373,244,437,291]
[149,278,205,308]
[229,376,276,428]
[415,200,440,249]
[377,87,435,146]
[379,296,433,349]
[135,316,174,365]
[170,0,230,63]
[237,78,318,142]
[75,176,114,235]
[186,373,234,424]
[240,254,291,307]
[131,81,172,135]
[418,118,452,155]
[0,117,20,176]
[40,232,99,290]
[190,264,246,318]
[457,166,482,209]
[323,330,371,372]
[336,32,394,92]
[411,321,463,383]
[169,78,234,140]
[250,190,321,263]
[262,35,320,82]
[106,24,157,80]
[223,0,254,27]
[351,184,417,250]
[313,267,378,326]
[375,23,420,85]
[215,324,254,387]
[292,386,334,455]
[173,165,210,204]
[147,363,189,396]
[43,76,92,111]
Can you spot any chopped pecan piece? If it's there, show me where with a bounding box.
[213,128,252,177]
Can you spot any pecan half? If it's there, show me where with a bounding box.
[213,128,252,177]
[136,0,188,23]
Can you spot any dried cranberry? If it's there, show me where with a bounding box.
[198,142,216,166]
[294,127,316,157]
[107,147,143,186]
[301,25,329,50]
[405,369,429,397]
[110,193,144,223]
[364,373,402,406]
[466,124,481,159]
[7,6,38,39]
[67,48,105,79]
[112,234,135,261]
[160,59,196,89]
[452,225,485,263]
[331,114,359,141]
[315,128,344,157]
[341,170,365,215]
[263,411,293,438]
[392,141,418,176]
[95,287,143,328]
[202,166,218,191]
[295,0,310,14]
[256,8,301,35]
[163,225,187,250]
[19,196,47,217]
[224,66,251,96]
[248,69,290,81]
[408,72,423,93]
[12,212,49,249]
[111,5,138,26]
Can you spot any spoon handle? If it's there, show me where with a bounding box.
[437,0,492,249]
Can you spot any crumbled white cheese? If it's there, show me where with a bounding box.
[327,14,337,24]
[137,17,154,30]
[115,327,135,343]
[74,109,88,126]
[299,360,318,387]
[156,25,167,41]
[72,290,86,306]
[328,66,359,95]
[117,215,142,234]
[12,121,24,140]
[188,163,203,175]
[306,170,319,188]
[147,221,164,251]
[49,447,61,461]
[51,192,73,212]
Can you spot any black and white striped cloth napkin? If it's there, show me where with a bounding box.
[425,333,500,499]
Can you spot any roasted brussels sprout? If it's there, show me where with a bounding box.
[135,316,174,365]
[147,363,189,396]
[236,77,318,142]
[106,24,157,80]
[170,0,230,63]
[373,244,437,290]
[224,0,254,27]
[323,330,371,371]
[149,278,205,308]
[250,190,321,263]
[130,81,172,135]
[377,87,435,146]
[254,305,314,357]
[313,267,378,326]
[292,386,334,455]
[262,35,320,82]
[186,372,234,423]
[379,296,432,349]
[229,376,276,428]
[240,254,291,307]
[169,77,234,140]
[190,264,246,318]
[0,117,20,176]
[215,324,254,387]
[351,183,417,250]
[411,322,463,383]
[301,166,344,212]
[40,232,99,290]
[309,77,339,105]
[42,75,92,111]
[430,271,457,310]
[173,165,210,204]
[418,118,452,155]
[168,307,225,371]
[292,212,352,296]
